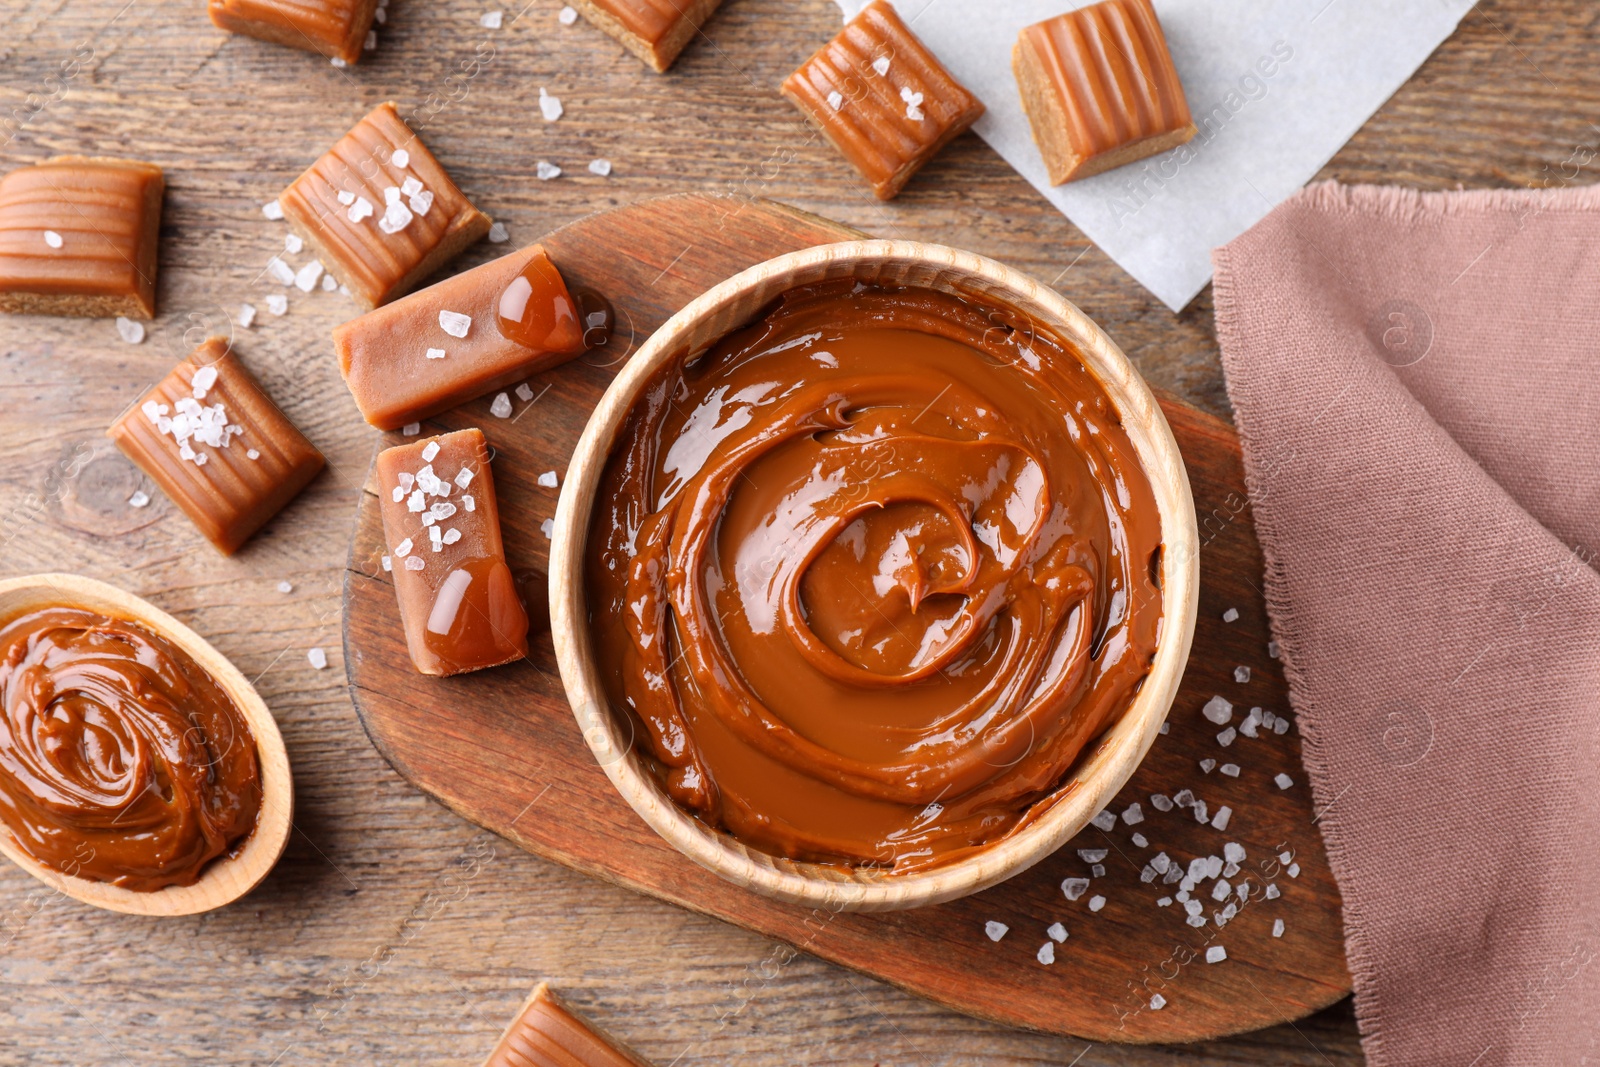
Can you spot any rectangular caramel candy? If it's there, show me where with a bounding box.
[570,0,724,72]
[376,428,528,677]
[781,0,984,200]
[108,339,325,555]
[1013,0,1196,185]
[334,244,585,431]
[0,156,163,319]
[280,102,491,310]
[208,0,380,65]
[483,984,654,1067]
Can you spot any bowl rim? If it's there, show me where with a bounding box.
[0,572,294,916]
[550,239,1198,911]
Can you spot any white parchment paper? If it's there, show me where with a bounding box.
[835,0,1477,311]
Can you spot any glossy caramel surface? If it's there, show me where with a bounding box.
[0,607,261,891]
[586,282,1164,872]
[484,985,651,1067]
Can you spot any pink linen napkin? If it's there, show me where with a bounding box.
[1211,181,1600,1065]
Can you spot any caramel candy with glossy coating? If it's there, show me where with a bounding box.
[569,0,724,72]
[377,428,528,677]
[0,156,163,319]
[482,984,654,1067]
[107,339,325,555]
[279,102,491,310]
[208,0,380,65]
[334,245,586,431]
[781,0,984,200]
[1013,0,1195,185]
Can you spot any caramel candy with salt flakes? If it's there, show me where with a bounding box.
[0,157,163,319]
[279,102,491,310]
[568,0,724,73]
[482,984,655,1067]
[1013,0,1196,185]
[781,0,984,201]
[208,0,380,65]
[107,339,325,555]
[334,244,585,431]
[377,428,528,677]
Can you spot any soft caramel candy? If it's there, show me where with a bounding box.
[334,245,587,431]
[279,102,491,310]
[568,0,724,72]
[376,428,528,677]
[482,984,654,1067]
[208,0,380,65]
[1013,0,1195,185]
[107,339,325,555]
[0,157,163,319]
[781,0,984,200]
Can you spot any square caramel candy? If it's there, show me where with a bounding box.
[781,0,984,200]
[482,984,653,1067]
[208,0,380,65]
[1013,0,1196,185]
[377,428,528,677]
[108,339,325,555]
[279,102,491,310]
[569,0,725,73]
[0,157,163,319]
[334,244,587,431]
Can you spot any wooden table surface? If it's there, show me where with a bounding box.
[0,1,1593,1064]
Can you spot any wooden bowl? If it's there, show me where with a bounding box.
[0,573,293,915]
[550,241,1199,912]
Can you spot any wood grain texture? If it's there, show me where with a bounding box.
[0,0,1593,1062]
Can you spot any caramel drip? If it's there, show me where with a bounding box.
[781,0,983,196]
[0,158,160,303]
[1021,0,1191,159]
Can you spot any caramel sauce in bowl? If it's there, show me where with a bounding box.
[551,242,1198,912]
[0,574,292,915]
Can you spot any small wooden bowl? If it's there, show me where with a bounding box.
[0,573,293,915]
[550,241,1199,912]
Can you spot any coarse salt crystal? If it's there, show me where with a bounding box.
[537,161,562,180]
[481,9,502,28]
[827,90,844,110]
[191,365,219,397]
[872,55,890,76]
[381,555,392,572]
[267,256,295,285]
[540,518,555,539]
[348,196,374,223]
[407,490,426,512]
[277,580,293,593]
[1151,852,1171,874]
[116,317,145,344]
[1140,864,1157,883]
[331,57,346,67]
[1090,810,1115,831]
[1211,879,1231,902]
[1193,799,1208,823]
[537,470,558,488]
[490,392,512,418]
[1202,695,1233,724]
[1159,722,1169,734]
[1211,806,1233,831]
[515,382,535,401]
[1077,848,1107,864]
[1173,789,1195,807]
[488,221,510,243]
[1222,861,1240,878]
[1275,773,1295,789]
[1184,899,1202,916]
[1121,803,1144,826]
[1187,915,1207,928]
[338,190,356,206]
[128,490,150,508]
[322,274,338,291]
[900,86,924,121]
[1217,727,1237,747]
[1087,895,1105,913]
[294,260,324,292]
[430,525,443,550]
[1267,640,1280,659]
[40,230,63,248]
[1061,878,1089,901]
[1200,758,1216,773]
[1206,855,1225,879]
[391,485,405,503]
[1265,884,1281,900]
[539,87,563,122]
[984,920,1007,942]
[1222,607,1240,622]
[1288,862,1300,878]
[308,647,328,669]
[1156,896,1172,907]
[238,303,257,327]
[1220,763,1240,777]
[1221,902,1238,922]
[462,495,475,512]
[402,422,420,435]
[588,158,612,177]
[1234,665,1251,683]
[443,528,461,545]
[365,29,377,49]
[1223,842,1246,863]
[1091,864,1105,878]
[1273,716,1290,735]
[263,200,284,220]
[401,176,424,198]
[285,233,304,254]
[438,310,471,337]
[1205,946,1227,964]
[426,347,447,360]
[1047,922,1067,942]
[421,441,440,462]
[1131,832,1147,848]
[1036,942,1055,965]
[1150,994,1167,1010]
[1273,918,1285,938]
[379,200,414,234]
[394,538,413,557]
[1150,793,1173,812]
[558,4,577,23]
[1279,851,1293,865]
[454,467,474,489]
[404,555,425,571]
[1237,882,1251,901]
[246,449,260,460]
[410,190,434,215]
[392,148,410,168]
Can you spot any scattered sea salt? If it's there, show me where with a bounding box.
[588,158,612,177]
[1273,716,1290,735]
[381,555,392,572]
[1156,896,1172,907]
[348,196,374,223]
[401,176,424,199]
[537,161,562,180]
[1192,799,1208,823]
[559,5,577,24]
[412,188,434,216]
[1091,810,1115,831]
[488,221,510,243]
[1202,695,1233,724]
[1268,640,1280,659]
[267,256,295,285]
[1279,851,1293,865]
[294,260,324,292]
[338,190,356,206]
[307,647,328,669]
[379,200,414,234]
[1091,864,1105,878]
[284,233,304,254]
[246,449,260,460]
[392,148,410,168]
[1150,994,1167,1010]
[1200,758,1216,773]
[454,467,474,489]
[421,441,440,462]
[827,90,844,110]
[1206,946,1227,964]
[1217,727,1237,747]
[1288,862,1301,878]
[426,347,447,360]
[1273,919,1285,938]
[1275,773,1295,790]
[322,273,338,291]
[1087,895,1105,913]
[438,310,471,337]
[1036,942,1055,965]
[481,9,503,28]
[266,294,289,316]
[238,303,257,328]
[1211,879,1231,902]
[1047,922,1067,943]
[331,57,347,68]
[1223,842,1246,863]
[404,555,425,571]
[515,382,536,401]
[984,921,1008,942]
[262,200,284,220]
[537,470,558,488]
[1220,763,1240,777]
[115,317,145,344]
[1265,884,1281,900]
[277,580,293,593]
[1234,665,1251,683]
[1061,878,1089,901]
[462,494,475,512]
[128,490,150,508]
[1121,803,1144,826]
[1131,833,1147,848]
[443,528,462,545]
[490,392,512,418]
[539,86,563,122]
[394,538,413,557]
[402,422,420,435]
[900,86,924,121]
[1150,793,1173,812]
[1211,806,1233,831]
[1077,848,1107,864]
[1184,899,1202,917]
[540,518,554,539]
[872,56,890,76]
[1173,789,1195,808]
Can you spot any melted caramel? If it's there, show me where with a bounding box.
[496,249,585,354]
[585,282,1163,872]
[0,607,261,891]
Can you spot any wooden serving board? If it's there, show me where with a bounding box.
[343,194,1349,1043]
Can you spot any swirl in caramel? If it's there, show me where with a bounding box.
[0,607,261,891]
[586,282,1163,872]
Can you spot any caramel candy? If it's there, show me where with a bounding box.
[0,157,163,319]
[335,245,587,431]
[482,984,654,1067]
[208,0,380,65]
[376,428,528,677]
[1013,0,1196,185]
[781,0,984,200]
[107,339,325,555]
[279,103,491,310]
[569,0,724,72]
